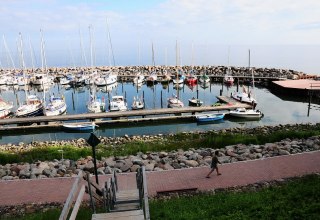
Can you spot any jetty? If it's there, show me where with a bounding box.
[271,79,320,95]
[0,96,251,132]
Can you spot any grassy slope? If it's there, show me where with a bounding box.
[150,174,320,220]
[1,128,320,165]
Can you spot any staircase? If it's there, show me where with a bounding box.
[59,167,150,220]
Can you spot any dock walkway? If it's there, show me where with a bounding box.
[0,151,319,207]
[0,96,250,132]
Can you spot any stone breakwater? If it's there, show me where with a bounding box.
[0,124,319,181]
[1,65,315,80]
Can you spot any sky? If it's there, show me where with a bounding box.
[0,0,320,73]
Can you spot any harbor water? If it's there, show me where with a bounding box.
[0,81,319,145]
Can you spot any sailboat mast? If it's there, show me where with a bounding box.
[106,17,115,66]
[29,37,35,70]
[3,34,16,69]
[151,42,155,66]
[40,29,47,73]
[89,25,93,73]
[19,33,27,101]
[79,28,88,67]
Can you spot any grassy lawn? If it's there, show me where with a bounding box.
[149,174,320,220]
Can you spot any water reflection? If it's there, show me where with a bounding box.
[0,81,319,144]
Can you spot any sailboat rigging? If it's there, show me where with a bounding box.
[168,40,184,108]
[231,49,257,108]
[15,32,44,117]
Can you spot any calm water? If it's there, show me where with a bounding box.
[0,81,319,145]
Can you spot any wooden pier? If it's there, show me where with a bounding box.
[0,96,250,132]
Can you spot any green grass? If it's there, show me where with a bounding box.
[1,207,100,220]
[1,126,320,165]
[149,174,320,220]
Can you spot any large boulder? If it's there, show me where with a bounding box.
[185,160,199,167]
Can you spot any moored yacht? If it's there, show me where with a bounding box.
[44,95,67,116]
[15,95,44,117]
[109,95,128,111]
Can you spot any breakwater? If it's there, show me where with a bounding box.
[0,123,319,180]
[1,65,315,81]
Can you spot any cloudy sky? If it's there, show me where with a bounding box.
[1,0,320,72]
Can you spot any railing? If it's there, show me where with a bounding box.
[59,171,84,220]
[136,166,150,220]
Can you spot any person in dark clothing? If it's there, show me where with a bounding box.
[206,150,222,178]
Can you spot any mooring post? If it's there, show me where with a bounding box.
[161,90,163,108]
[71,92,75,110]
[308,90,312,117]
[16,93,19,106]
[237,77,239,92]
[108,92,110,110]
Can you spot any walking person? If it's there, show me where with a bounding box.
[206,150,222,178]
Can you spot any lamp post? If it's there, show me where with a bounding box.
[87,132,101,184]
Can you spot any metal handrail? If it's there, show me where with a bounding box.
[136,166,150,220]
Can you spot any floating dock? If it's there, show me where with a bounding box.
[271,79,320,96]
[0,96,250,132]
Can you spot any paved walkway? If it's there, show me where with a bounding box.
[0,151,319,206]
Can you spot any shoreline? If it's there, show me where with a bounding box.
[0,123,319,181]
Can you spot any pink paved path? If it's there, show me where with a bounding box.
[0,151,319,206]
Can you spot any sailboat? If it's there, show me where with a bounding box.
[231,50,257,107]
[131,96,144,110]
[0,97,13,119]
[87,27,106,113]
[87,93,106,113]
[15,33,44,117]
[224,67,234,86]
[44,94,67,116]
[168,41,184,108]
[133,41,145,85]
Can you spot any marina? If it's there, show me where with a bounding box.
[0,75,319,144]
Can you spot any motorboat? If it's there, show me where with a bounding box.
[229,108,263,119]
[62,122,96,132]
[109,95,128,111]
[188,97,203,107]
[196,113,225,122]
[44,95,67,116]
